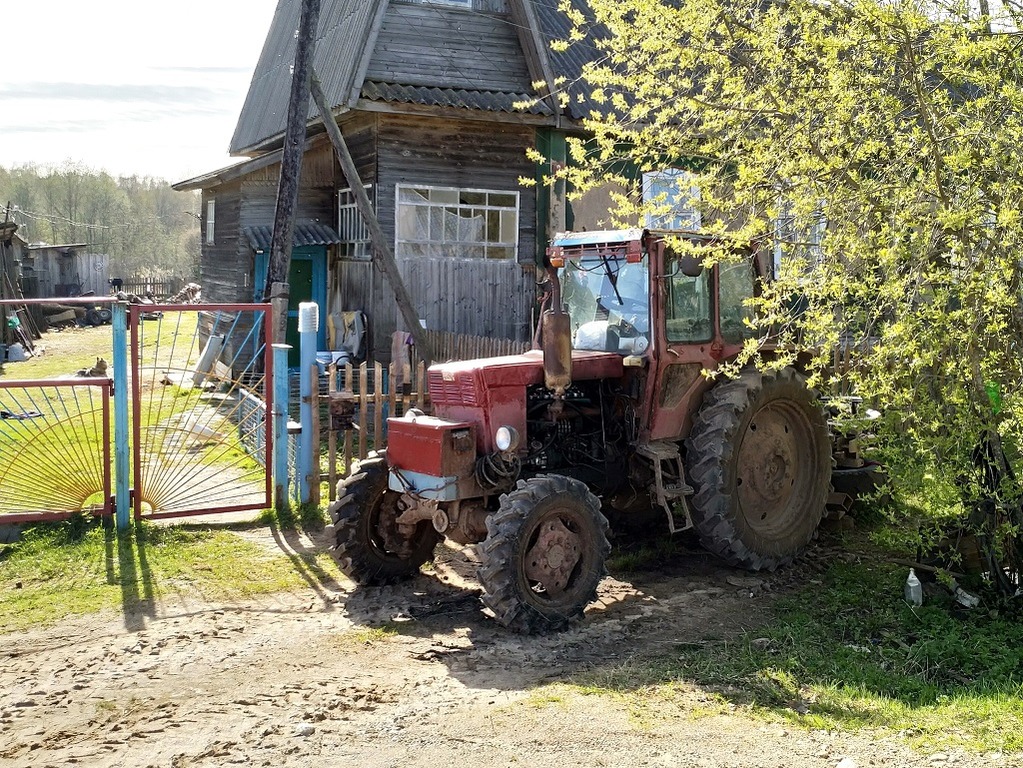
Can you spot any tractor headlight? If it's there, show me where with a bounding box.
[495,426,520,453]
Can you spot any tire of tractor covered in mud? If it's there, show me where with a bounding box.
[327,454,441,585]
[684,367,830,571]
[477,474,610,634]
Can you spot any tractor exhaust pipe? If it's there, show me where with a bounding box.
[541,264,572,400]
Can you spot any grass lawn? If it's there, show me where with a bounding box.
[554,533,1023,755]
[0,519,339,633]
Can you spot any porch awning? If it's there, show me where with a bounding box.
[243,223,342,253]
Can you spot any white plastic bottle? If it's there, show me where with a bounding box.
[904,568,923,606]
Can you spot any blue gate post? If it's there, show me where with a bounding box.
[111,302,131,530]
[272,343,292,511]
[297,302,319,505]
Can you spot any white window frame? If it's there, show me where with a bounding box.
[338,185,373,261]
[205,199,216,245]
[394,183,520,261]
[642,169,701,231]
[773,195,826,278]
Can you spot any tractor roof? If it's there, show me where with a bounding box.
[551,229,645,248]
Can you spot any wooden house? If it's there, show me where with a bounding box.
[174,0,617,361]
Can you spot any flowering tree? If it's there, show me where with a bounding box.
[557,0,1023,593]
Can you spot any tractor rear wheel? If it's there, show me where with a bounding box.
[477,474,610,633]
[684,367,830,570]
[327,454,440,585]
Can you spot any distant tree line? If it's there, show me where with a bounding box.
[0,162,200,280]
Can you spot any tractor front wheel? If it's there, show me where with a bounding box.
[477,474,610,633]
[327,454,440,585]
[685,367,830,570]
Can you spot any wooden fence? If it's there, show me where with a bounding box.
[411,329,532,364]
[319,330,534,498]
[120,276,185,298]
[321,359,430,499]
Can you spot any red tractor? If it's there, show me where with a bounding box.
[329,229,855,633]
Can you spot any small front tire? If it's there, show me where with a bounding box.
[477,474,610,633]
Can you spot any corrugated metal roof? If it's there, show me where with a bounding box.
[531,0,607,122]
[360,80,554,115]
[231,0,386,155]
[243,223,342,252]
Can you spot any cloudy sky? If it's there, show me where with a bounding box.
[1,0,280,182]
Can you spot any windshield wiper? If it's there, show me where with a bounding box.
[599,251,623,306]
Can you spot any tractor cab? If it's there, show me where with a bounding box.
[549,229,652,356]
[548,229,766,441]
[549,228,764,355]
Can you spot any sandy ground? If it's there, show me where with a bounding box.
[0,529,1015,768]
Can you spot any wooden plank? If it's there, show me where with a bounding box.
[388,361,399,425]
[343,423,352,479]
[328,364,337,502]
[416,361,427,410]
[358,363,369,459]
[365,4,531,91]
[373,361,383,455]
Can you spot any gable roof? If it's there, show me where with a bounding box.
[230,0,606,156]
[230,0,386,155]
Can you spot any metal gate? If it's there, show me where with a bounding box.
[0,378,112,522]
[129,304,273,519]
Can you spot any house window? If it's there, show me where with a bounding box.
[642,169,701,231]
[338,186,373,260]
[395,185,519,260]
[773,197,825,278]
[206,199,216,245]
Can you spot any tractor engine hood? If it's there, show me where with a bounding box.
[426,349,624,455]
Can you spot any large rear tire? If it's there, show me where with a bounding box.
[684,367,830,570]
[477,474,610,634]
[327,455,440,585]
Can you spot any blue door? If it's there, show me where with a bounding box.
[253,246,328,366]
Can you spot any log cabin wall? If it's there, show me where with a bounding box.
[330,113,379,354]
[200,184,243,303]
[199,140,338,304]
[367,1,531,92]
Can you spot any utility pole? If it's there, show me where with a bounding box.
[310,71,434,365]
[263,0,321,343]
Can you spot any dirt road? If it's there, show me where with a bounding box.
[0,530,1008,768]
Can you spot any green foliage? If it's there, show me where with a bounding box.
[0,161,200,279]
[560,0,1023,591]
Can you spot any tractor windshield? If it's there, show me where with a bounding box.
[561,253,650,355]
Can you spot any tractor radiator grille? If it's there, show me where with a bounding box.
[427,371,481,406]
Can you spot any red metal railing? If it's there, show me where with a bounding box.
[0,378,112,523]
[128,304,273,519]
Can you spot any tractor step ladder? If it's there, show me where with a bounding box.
[636,441,694,534]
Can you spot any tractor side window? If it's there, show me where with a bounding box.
[719,260,756,342]
[665,269,712,343]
